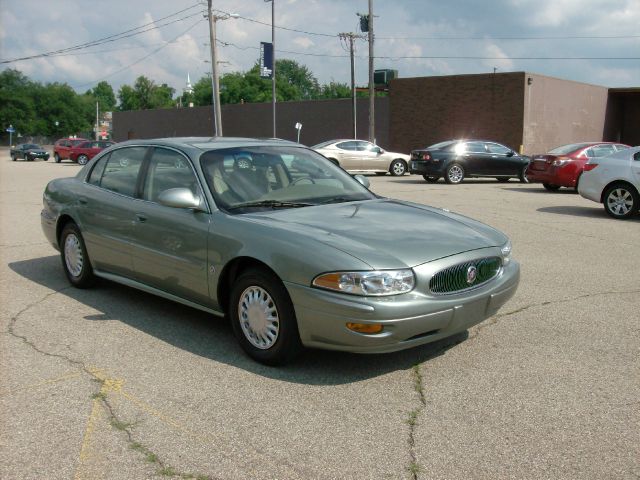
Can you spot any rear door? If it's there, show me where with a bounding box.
[486,142,520,175]
[632,151,640,189]
[130,147,211,305]
[76,146,147,277]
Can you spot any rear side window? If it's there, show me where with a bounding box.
[88,154,109,185]
[336,141,357,151]
[99,147,147,197]
[464,142,487,153]
[590,145,616,157]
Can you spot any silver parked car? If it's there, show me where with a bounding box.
[312,139,410,176]
[578,146,640,219]
[41,137,520,365]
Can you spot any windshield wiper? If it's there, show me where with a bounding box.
[318,196,361,205]
[227,200,314,211]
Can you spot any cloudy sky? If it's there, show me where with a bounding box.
[1,0,638,95]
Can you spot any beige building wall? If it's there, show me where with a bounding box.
[523,74,609,154]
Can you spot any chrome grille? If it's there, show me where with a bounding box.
[429,257,502,295]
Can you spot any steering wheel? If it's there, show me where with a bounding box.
[290,176,316,185]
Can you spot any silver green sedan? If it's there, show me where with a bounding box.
[41,137,519,365]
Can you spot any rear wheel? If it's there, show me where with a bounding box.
[445,163,464,184]
[229,268,302,365]
[603,183,639,219]
[423,175,439,183]
[389,159,407,176]
[60,223,96,288]
[77,154,89,165]
[543,183,561,191]
[54,153,61,163]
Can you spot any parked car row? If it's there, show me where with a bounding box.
[8,138,115,165]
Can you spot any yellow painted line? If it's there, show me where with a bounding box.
[74,370,124,480]
[0,371,82,397]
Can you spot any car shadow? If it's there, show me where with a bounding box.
[537,205,640,221]
[388,177,523,185]
[9,255,469,385]
[500,186,577,194]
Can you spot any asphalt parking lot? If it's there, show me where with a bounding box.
[1,151,638,480]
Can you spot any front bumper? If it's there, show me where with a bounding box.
[286,252,520,353]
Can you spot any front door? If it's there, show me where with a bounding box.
[130,147,211,306]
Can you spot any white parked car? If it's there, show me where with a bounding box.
[312,139,410,176]
[578,146,640,219]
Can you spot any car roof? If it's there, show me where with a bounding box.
[112,137,302,151]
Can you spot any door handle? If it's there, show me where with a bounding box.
[135,213,147,223]
[78,197,88,205]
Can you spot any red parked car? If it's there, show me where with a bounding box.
[53,137,89,163]
[68,140,115,165]
[526,142,629,191]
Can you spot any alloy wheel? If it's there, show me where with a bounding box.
[606,187,634,217]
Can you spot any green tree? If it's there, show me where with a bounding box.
[87,81,117,112]
[0,69,36,140]
[117,76,176,110]
[318,81,352,99]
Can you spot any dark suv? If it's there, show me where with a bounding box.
[53,137,89,163]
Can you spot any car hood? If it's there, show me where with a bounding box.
[240,199,507,269]
[27,149,48,153]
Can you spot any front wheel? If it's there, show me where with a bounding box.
[60,223,96,288]
[54,153,61,163]
[77,154,89,165]
[445,163,465,184]
[519,166,530,183]
[543,183,561,191]
[423,175,439,183]
[11,154,16,161]
[389,159,407,176]
[229,268,302,365]
[603,183,639,219]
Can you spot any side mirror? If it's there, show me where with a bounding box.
[506,150,515,157]
[353,174,370,188]
[374,147,383,154]
[157,188,203,210]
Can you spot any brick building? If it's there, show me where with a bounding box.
[113,72,639,155]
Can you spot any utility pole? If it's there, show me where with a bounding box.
[269,0,276,138]
[95,101,99,141]
[339,32,364,139]
[367,0,375,143]
[207,0,222,136]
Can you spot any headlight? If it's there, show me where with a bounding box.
[312,269,415,296]
[501,240,512,266]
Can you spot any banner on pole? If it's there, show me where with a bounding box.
[260,42,273,78]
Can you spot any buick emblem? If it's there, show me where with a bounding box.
[466,265,477,284]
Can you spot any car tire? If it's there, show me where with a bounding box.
[519,166,530,183]
[445,163,465,184]
[54,153,61,163]
[543,183,561,191]
[375,172,387,176]
[11,154,16,161]
[77,154,89,166]
[229,268,302,365]
[26,155,33,161]
[603,183,640,220]
[423,175,439,183]
[389,159,407,176]
[60,223,96,288]
[496,177,510,183]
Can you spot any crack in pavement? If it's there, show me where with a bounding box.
[469,288,640,341]
[5,287,215,480]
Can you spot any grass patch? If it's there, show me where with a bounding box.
[146,452,158,464]
[406,408,420,426]
[91,392,107,400]
[110,419,134,431]
[158,466,176,476]
[407,461,421,476]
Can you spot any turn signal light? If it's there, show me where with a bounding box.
[583,163,598,171]
[346,323,384,334]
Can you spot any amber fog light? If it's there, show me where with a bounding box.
[346,323,384,334]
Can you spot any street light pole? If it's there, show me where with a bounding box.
[269,0,276,138]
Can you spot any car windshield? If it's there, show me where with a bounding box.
[200,146,376,213]
[70,139,86,146]
[548,143,592,155]
[24,144,40,149]
[427,140,457,150]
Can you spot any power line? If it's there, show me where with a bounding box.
[72,19,204,90]
[377,34,640,40]
[214,9,336,38]
[0,3,203,64]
